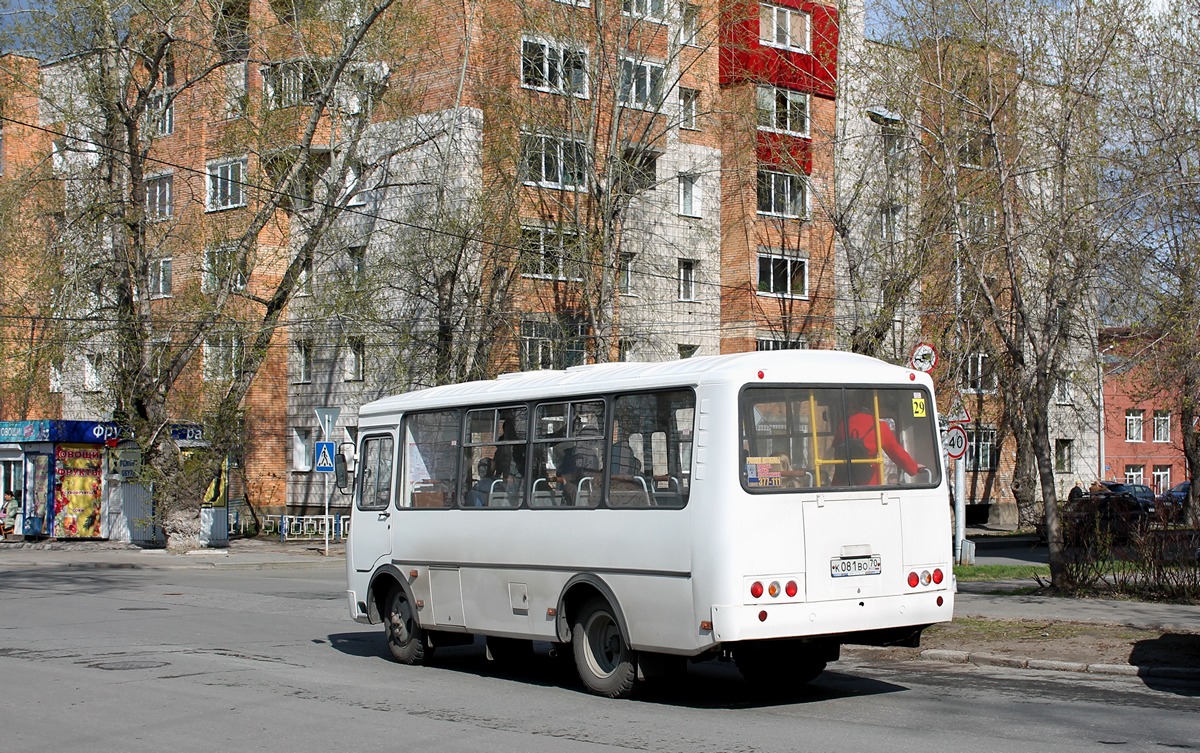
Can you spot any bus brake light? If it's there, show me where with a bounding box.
[907,572,919,588]
[785,580,798,597]
[750,581,764,599]
[932,568,944,585]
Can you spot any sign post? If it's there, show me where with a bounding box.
[314,408,340,557]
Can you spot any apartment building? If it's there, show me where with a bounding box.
[285,0,841,512]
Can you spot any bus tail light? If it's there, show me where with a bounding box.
[750,581,764,599]
[785,580,798,597]
[907,571,919,588]
[932,568,944,585]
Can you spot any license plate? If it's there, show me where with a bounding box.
[830,555,882,578]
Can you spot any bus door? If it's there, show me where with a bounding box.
[350,433,396,573]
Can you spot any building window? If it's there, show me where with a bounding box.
[618,150,658,193]
[757,170,806,218]
[880,204,903,243]
[680,3,700,45]
[520,226,582,279]
[295,339,312,384]
[521,38,588,97]
[678,173,700,217]
[1154,410,1170,443]
[678,344,699,358]
[964,352,995,393]
[1125,409,1144,442]
[759,2,809,52]
[207,157,247,210]
[146,92,173,136]
[264,59,335,109]
[619,252,635,295]
[346,245,366,289]
[756,337,806,351]
[968,427,998,471]
[623,0,667,21]
[49,363,63,393]
[1054,438,1072,473]
[83,353,103,392]
[618,58,666,110]
[757,253,807,297]
[293,427,313,471]
[346,337,365,382]
[203,245,247,293]
[678,259,696,301]
[1053,375,1074,405]
[145,174,173,219]
[756,86,809,136]
[148,257,173,298]
[1124,464,1145,485]
[520,317,587,371]
[1152,465,1171,494]
[296,253,313,296]
[679,87,699,129]
[521,133,588,190]
[203,333,243,381]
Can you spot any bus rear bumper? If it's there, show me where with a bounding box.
[710,590,953,644]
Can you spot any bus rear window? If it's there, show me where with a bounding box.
[740,386,940,491]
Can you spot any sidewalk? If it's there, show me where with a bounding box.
[0,535,346,569]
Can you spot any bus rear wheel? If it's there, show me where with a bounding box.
[385,588,430,665]
[573,597,638,698]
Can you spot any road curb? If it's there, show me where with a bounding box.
[914,648,1200,680]
[845,645,1200,681]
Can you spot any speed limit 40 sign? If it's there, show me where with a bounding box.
[943,425,968,459]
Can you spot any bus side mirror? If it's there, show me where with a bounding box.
[335,453,349,491]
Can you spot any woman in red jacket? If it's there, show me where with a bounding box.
[839,401,923,486]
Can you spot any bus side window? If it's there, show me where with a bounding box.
[403,410,459,508]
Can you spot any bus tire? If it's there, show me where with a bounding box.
[573,597,638,698]
[384,588,430,665]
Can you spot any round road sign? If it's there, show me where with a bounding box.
[943,424,968,459]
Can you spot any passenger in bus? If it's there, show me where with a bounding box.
[465,458,504,507]
[837,399,923,486]
[558,422,602,505]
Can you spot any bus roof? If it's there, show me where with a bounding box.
[357,350,929,422]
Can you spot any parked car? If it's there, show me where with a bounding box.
[1061,481,1154,545]
[1109,481,1156,516]
[1157,481,1190,522]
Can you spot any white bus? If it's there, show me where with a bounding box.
[344,350,954,697]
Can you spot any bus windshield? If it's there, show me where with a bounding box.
[740,385,940,491]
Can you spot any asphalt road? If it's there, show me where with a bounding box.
[972,534,1048,566]
[0,561,1195,753]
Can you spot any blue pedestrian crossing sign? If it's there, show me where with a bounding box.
[314,441,336,473]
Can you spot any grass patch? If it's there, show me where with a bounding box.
[928,617,1147,643]
[954,564,1050,582]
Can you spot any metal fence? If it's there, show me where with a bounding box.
[260,514,350,541]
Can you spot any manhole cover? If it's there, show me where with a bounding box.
[89,660,169,671]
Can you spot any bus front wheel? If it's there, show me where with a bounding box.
[385,588,430,665]
[573,598,638,698]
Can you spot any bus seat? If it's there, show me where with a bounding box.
[530,478,559,507]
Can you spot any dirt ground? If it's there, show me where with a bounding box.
[862,618,1200,669]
